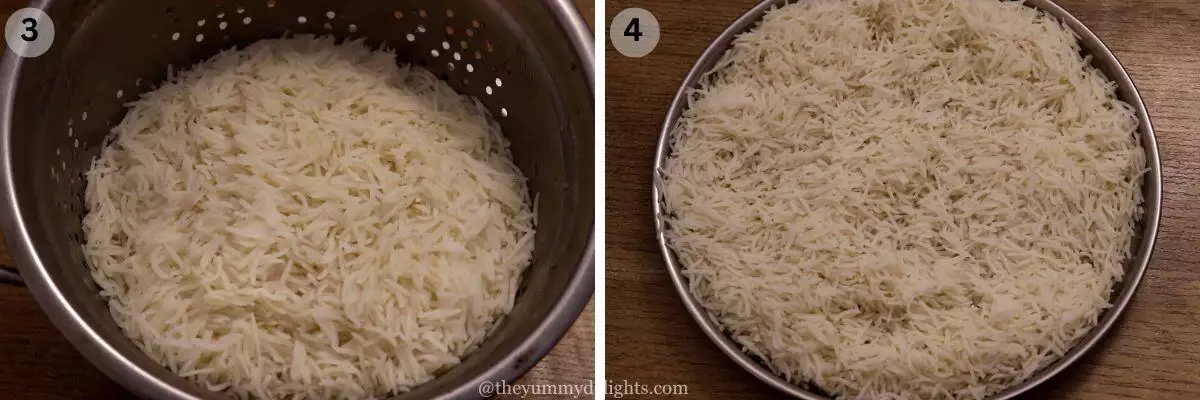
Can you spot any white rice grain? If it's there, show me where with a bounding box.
[83,36,534,400]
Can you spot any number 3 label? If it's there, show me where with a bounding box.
[610,8,659,58]
[5,8,55,58]
[20,17,38,42]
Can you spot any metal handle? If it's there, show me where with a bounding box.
[0,266,21,285]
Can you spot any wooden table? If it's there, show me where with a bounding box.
[0,1,595,399]
[606,0,1200,399]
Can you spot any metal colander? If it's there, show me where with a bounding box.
[0,1,594,399]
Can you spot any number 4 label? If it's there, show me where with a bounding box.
[5,8,55,58]
[624,18,643,42]
[610,8,659,58]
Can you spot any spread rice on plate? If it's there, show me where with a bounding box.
[662,1,1146,398]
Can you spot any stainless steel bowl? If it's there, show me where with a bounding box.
[0,1,594,399]
[651,1,1162,398]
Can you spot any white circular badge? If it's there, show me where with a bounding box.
[609,8,660,58]
[5,8,55,58]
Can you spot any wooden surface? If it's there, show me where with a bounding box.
[606,1,1200,399]
[0,1,595,399]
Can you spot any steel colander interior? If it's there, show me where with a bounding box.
[1,0,594,399]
